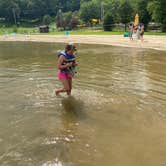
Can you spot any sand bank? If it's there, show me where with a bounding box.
[0,34,166,51]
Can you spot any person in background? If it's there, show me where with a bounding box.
[132,25,138,39]
[138,24,142,39]
[140,24,144,41]
[128,23,134,40]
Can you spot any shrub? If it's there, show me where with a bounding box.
[43,15,52,25]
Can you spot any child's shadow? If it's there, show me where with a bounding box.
[61,96,86,120]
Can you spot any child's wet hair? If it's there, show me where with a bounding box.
[65,43,76,51]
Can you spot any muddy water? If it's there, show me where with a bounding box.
[0,42,166,166]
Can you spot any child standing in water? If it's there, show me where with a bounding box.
[55,43,77,96]
[140,24,144,41]
[128,23,133,40]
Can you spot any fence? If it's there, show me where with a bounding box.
[78,23,163,32]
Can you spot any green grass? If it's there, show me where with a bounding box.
[0,27,39,35]
[48,29,166,35]
[45,30,166,36]
[0,26,166,36]
[49,30,124,35]
[144,32,166,36]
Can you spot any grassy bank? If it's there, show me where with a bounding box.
[0,27,166,36]
[49,31,166,36]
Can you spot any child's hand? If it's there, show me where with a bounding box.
[73,63,78,67]
[66,62,73,68]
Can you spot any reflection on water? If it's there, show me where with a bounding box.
[0,42,166,166]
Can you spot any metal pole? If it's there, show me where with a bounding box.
[12,8,17,25]
[101,2,104,29]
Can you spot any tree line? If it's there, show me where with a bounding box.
[0,0,165,32]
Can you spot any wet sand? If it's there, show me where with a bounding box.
[0,34,166,51]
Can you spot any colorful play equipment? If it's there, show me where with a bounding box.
[134,14,139,26]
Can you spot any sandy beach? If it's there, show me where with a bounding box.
[0,34,166,51]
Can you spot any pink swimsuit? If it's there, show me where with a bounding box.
[57,71,72,80]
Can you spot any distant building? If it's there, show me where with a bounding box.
[39,25,49,33]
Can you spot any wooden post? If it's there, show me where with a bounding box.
[12,8,17,25]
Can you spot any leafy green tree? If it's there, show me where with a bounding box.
[64,11,73,24]
[56,9,65,29]
[80,0,100,24]
[69,17,80,29]
[0,0,20,23]
[148,0,166,32]
[119,0,133,31]
[66,0,80,12]
[24,0,58,19]
[58,0,80,12]
[136,0,151,30]
[43,15,52,25]
[70,11,80,29]
[0,0,165,30]
[104,0,121,23]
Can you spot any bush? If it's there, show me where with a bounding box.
[43,15,52,25]
[69,17,80,29]
[12,26,18,33]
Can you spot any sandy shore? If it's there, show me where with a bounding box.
[0,34,166,51]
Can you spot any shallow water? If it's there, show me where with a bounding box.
[0,42,166,166]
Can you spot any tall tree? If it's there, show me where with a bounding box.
[80,0,100,24]
[0,0,20,23]
[103,11,114,31]
[148,0,166,32]
[21,0,58,19]
[119,0,133,31]
[66,0,80,12]
[104,0,121,23]
[136,0,151,30]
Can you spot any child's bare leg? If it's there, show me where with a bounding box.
[55,78,70,96]
[68,78,72,95]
